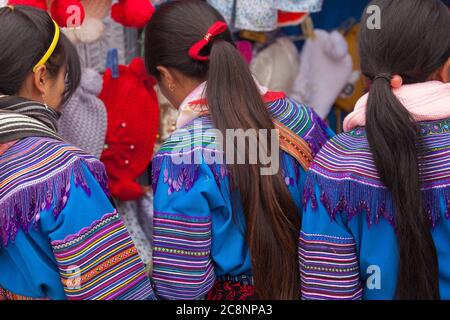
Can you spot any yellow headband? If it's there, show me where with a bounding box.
[33,19,60,73]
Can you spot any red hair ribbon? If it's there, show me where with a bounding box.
[189,21,228,61]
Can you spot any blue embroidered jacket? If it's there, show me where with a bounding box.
[0,137,155,300]
[151,97,334,299]
[300,119,450,300]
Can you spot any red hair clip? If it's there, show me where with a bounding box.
[189,21,228,61]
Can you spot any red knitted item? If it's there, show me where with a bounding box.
[100,58,159,201]
[111,0,154,28]
[50,0,85,27]
[206,281,256,300]
[8,0,47,10]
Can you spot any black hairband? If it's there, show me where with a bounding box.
[373,74,392,82]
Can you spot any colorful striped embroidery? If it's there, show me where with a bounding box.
[267,98,330,157]
[275,119,313,171]
[51,212,155,300]
[152,98,330,194]
[152,212,215,300]
[0,287,48,300]
[299,231,362,300]
[151,115,226,195]
[0,137,109,248]
[304,119,450,228]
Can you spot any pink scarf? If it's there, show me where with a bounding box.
[343,81,450,132]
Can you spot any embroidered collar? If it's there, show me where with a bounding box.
[176,78,282,129]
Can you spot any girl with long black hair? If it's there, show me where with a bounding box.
[300,0,450,300]
[146,0,333,300]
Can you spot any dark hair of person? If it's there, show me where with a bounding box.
[360,0,450,299]
[145,0,300,299]
[0,5,81,105]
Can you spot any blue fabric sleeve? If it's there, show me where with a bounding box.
[39,163,155,300]
[152,157,226,300]
[300,183,363,300]
[0,226,65,299]
[39,164,114,239]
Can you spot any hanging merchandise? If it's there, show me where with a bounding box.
[105,48,120,78]
[49,0,84,27]
[277,11,308,27]
[124,27,140,63]
[59,0,112,44]
[58,68,107,159]
[75,15,126,73]
[100,58,159,202]
[311,0,370,31]
[9,0,85,27]
[232,0,277,32]
[239,30,270,44]
[236,40,253,65]
[335,23,367,113]
[276,0,322,12]
[208,0,322,32]
[250,37,299,93]
[111,0,154,28]
[7,0,48,10]
[154,85,178,154]
[290,29,353,119]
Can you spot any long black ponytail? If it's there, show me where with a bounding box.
[145,0,300,299]
[360,0,450,299]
